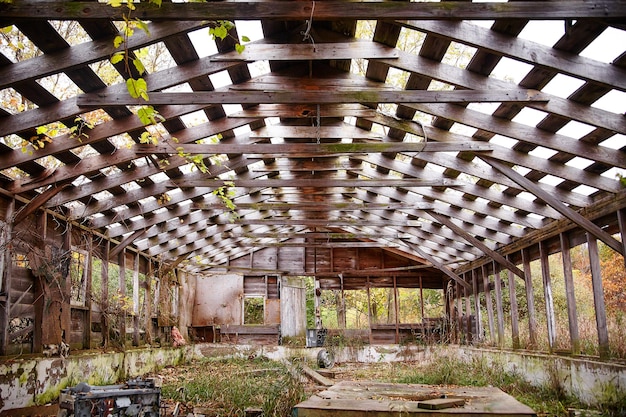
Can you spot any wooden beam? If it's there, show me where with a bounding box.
[195,202,432,211]
[522,248,538,348]
[174,178,465,188]
[404,20,626,93]
[11,183,70,225]
[230,241,401,248]
[427,211,526,279]
[482,157,625,257]
[401,240,471,290]
[137,141,494,155]
[228,104,378,119]
[221,232,414,239]
[506,257,520,350]
[3,2,623,21]
[78,89,547,106]
[249,126,383,140]
[109,229,147,260]
[211,43,399,61]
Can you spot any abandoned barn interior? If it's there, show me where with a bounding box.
[0,0,625,414]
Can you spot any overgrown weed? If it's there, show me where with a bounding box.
[160,356,306,416]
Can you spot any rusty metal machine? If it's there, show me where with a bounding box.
[57,378,161,417]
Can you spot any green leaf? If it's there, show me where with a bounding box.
[107,0,123,7]
[137,106,163,125]
[0,26,13,35]
[113,35,124,48]
[235,43,245,54]
[111,51,125,64]
[36,126,48,135]
[132,57,146,75]
[241,36,250,43]
[135,19,150,36]
[209,25,228,40]
[126,78,148,100]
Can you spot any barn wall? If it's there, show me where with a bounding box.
[280,276,307,337]
[192,274,243,326]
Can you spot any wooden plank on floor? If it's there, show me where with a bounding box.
[300,365,335,387]
[293,381,537,416]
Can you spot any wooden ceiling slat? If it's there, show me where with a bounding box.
[212,42,399,61]
[4,1,623,21]
[77,89,547,106]
[404,20,626,92]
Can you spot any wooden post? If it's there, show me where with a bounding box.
[587,233,610,358]
[366,276,373,345]
[314,277,322,329]
[454,281,461,344]
[492,263,505,349]
[618,208,626,269]
[84,236,93,349]
[419,277,425,341]
[132,253,140,347]
[560,232,580,354]
[60,222,72,346]
[0,200,15,356]
[522,248,537,348]
[101,240,110,348]
[507,256,520,349]
[118,249,127,347]
[481,265,495,345]
[393,275,399,344]
[539,240,556,352]
[472,270,482,342]
[464,274,472,344]
[144,260,153,345]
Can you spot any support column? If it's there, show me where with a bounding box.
[118,250,127,348]
[493,263,505,349]
[539,241,557,352]
[560,232,580,354]
[507,255,520,349]
[482,265,495,345]
[0,200,15,356]
[522,248,538,348]
[587,233,610,358]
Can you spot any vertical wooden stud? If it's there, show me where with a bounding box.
[507,255,520,349]
[101,240,110,348]
[393,275,399,344]
[84,236,93,349]
[472,269,482,342]
[366,276,373,345]
[118,249,127,347]
[587,233,610,358]
[482,265,496,345]
[0,200,15,356]
[464,273,473,343]
[132,253,140,346]
[539,240,556,351]
[618,208,626,269]
[522,248,537,348]
[492,263,505,349]
[560,232,580,354]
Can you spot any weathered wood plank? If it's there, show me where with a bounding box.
[404,20,626,92]
[560,232,580,354]
[586,233,610,358]
[136,141,494,155]
[0,21,212,91]
[249,126,382,139]
[2,1,623,21]
[174,178,465,188]
[78,89,547,106]
[212,43,398,61]
[228,104,378,119]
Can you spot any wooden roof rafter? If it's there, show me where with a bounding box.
[0,0,624,282]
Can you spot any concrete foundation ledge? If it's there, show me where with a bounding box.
[0,343,624,411]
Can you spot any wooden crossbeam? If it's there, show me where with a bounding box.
[174,178,464,188]
[481,156,625,257]
[211,43,399,61]
[2,2,624,21]
[78,89,547,106]
[136,142,493,155]
[194,202,432,211]
[401,240,471,290]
